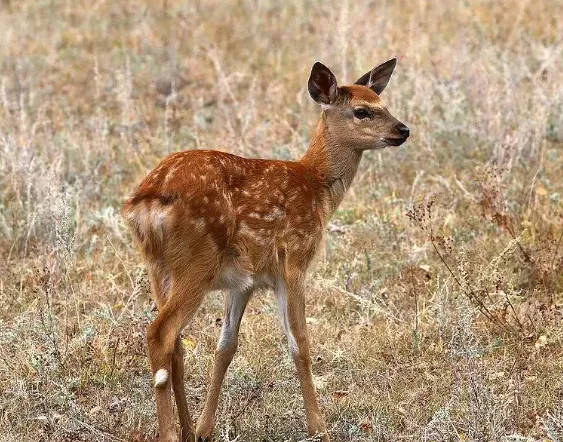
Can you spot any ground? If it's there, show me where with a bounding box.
[0,1,562,441]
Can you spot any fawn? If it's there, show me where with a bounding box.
[123,58,409,442]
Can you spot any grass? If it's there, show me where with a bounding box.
[0,0,562,441]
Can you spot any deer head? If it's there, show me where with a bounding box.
[307,58,409,151]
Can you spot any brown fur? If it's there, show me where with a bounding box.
[341,84,382,103]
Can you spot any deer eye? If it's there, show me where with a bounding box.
[353,108,370,119]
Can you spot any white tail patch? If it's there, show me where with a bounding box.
[154,368,169,387]
[125,202,170,246]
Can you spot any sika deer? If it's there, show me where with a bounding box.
[123,58,409,442]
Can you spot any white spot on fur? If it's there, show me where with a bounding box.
[264,208,284,221]
[154,369,169,387]
[164,172,174,183]
[194,218,206,230]
[238,222,264,244]
[164,165,180,184]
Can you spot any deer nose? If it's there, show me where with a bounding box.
[397,124,410,138]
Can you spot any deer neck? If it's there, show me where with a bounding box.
[299,113,363,218]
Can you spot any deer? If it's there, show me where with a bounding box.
[122,58,409,442]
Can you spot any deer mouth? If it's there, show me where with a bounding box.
[384,137,407,146]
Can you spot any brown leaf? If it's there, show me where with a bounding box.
[359,419,373,432]
[331,390,349,400]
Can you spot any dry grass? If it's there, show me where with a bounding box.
[1,1,562,441]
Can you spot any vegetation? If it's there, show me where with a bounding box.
[0,1,561,441]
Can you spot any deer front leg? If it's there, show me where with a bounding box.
[276,277,329,442]
[195,288,253,441]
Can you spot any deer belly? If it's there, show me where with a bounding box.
[214,263,275,292]
[215,264,254,292]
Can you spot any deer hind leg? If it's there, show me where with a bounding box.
[147,269,210,442]
[172,337,195,442]
[276,277,329,442]
[196,287,253,441]
[148,264,194,441]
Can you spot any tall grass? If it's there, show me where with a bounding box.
[0,1,561,441]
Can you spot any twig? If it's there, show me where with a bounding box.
[69,416,124,441]
[110,336,120,378]
[504,292,525,333]
[427,228,518,335]
[549,227,563,274]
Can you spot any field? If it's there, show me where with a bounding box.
[1,1,562,441]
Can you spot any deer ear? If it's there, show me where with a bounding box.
[355,58,397,95]
[308,62,338,106]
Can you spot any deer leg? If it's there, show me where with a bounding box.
[148,264,194,441]
[196,288,253,440]
[147,276,208,442]
[276,278,329,442]
[172,337,195,442]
